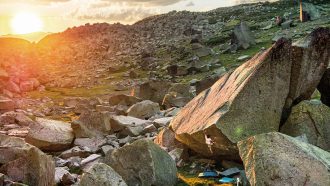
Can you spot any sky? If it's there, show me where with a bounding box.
[0,0,276,35]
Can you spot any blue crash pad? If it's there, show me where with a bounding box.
[219,177,236,183]
[198,170,218,178]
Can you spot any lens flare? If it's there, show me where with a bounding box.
[11,12,43,34]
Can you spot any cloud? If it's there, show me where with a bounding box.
[186,1,194,7]
[107,0,185,6]
[70,1,158,23]
[68,0,187,23]
[0,0,71,4]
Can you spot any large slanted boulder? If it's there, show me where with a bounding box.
[281,100,330,152]
[104,139,177,186]
[71,111,112,138]
[0,135,55,186]
[170,28,330,158]
[171,39,292,158]
[284,28,330,111]
[238,132,330,186]
[127,100,160,119]
[25,118,74,151]
[80,163,127,186]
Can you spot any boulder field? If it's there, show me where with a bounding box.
[170,28,330,158]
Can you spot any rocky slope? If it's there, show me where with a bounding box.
[0,0,330,186]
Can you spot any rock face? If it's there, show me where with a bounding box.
[285,28,330,112]
[281,100,330,152]
[80,163,127,186]
[127,100,160,119]
[238,132,330,186]
[0,135,55,186]
[318,68,330,107]
[231,22,255,50]
[104,139,177,186]
[25,118,74,151]
[170,28,330,158]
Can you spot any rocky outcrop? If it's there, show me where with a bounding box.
[104,139,177,186]
[284,28,330,113]
[238,132,330,186]
[281,100,330,152]
[0,135,55,186]
[25,118,74,151]
[80,163,127,186]
[127,100,160,119]
[170,28,330,158]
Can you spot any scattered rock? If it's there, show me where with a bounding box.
[25,118,74,151]
[0,135,55,186]
[281,20,293,29]
[110,115,151,137]
[104,139,177,186]
[60,146,92,159]
[71,111,112,138]
[281,100,330,152]
[0,173,4,186]
[303,2,321,20]
[231,21,256,51]
[0,97,15,111]
[134,81,171,104]
[55,167,70,185]
[153,117,173,128]
[80,163,127,186]
[237,55,250,61]
[74,137,107,153]
[0,111,33,127]
[127,100,160,119]
[108,94,142,106]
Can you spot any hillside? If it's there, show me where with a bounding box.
[0,0,330,185]
[0,32,50,42]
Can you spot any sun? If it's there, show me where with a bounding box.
[11,12,43,34]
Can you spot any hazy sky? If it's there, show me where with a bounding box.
[0,0,275,34]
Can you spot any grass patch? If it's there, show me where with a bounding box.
[220,41,272,69]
